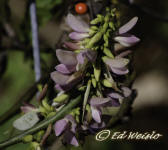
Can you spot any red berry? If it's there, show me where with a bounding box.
[75,3,88,14]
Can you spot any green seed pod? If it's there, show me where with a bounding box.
[104,40,109,47]
[86,31,103,48]
[47,112,56,118]
[111,8,116,17]
[93,65,101,82]
[90,26,98,31]
[97,14,104,20]
[109,22,115,30]
[102,56,109,62]
[81,38,90,44]
[104,14,110,22]
[42,100,52,112]
[89,30,97,36]
[103,48,114,58]
[103,34,108,42]
[73,107,80,115]
[53,94,69,103]
[91,77,97,88]
[34,130,45,142]
[102,22,109,33]
[39,106,47,114]
[106,29,111,37]
[30,142,40,150]
[78,86,86,91]
[90,18,101,24]
[102,79,114,88]
[22,135,33,143]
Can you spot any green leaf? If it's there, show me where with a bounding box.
[13,112,39,131]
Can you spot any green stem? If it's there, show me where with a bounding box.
[82,80,91,121]
[0,96,81,149]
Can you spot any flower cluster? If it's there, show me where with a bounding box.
[50,7,140,146]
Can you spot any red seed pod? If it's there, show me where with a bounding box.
[75,2,88,14]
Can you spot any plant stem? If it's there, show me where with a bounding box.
[0,96,81,149]
[30,0,41,82]
[82,80,91,121]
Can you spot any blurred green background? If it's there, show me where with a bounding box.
[0,0,168,150]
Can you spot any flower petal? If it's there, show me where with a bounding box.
[66,13,89,33]
[105,57,129,68]
[55,64,76,74]
[56,49,77,66]
[55,84,64,91]
[111,67,129,75]
[54,119,68,136]
[90,121,106,129]
[91,106,101,123]
[114,43,127,52]
[64,131,79,147]
[77,52,86,65]
[116,50,132,58]
[64,42,81,50]
[119,17,138,34]
[84,50,97,62]
[65,115,77,133]
[20,103,36,113]
[69,32,89,40]
[77,50,97,65]
[90,97,110,107]
[109,99,120,107]
[121,86,132,97]
[114,34,140,47]
[108,92,124,100]
[50,71,69,85]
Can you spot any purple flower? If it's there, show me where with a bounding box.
[66,14,89,41]
[55,50,77,74]
[114,17,140,47]
[107,92,124,107]
[51,71,82,91]
[107,87,132,106]
[63,42,82,50]
[51,49,97,91]
[20,103,36,113]
[89,87,132,124]
[104,57,129,75]
[121,86,132,97]
[54,115,79,147]
[116,50,132,58]
[89,97,111,123]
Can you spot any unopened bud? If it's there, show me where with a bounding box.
[102,79,114,88]
[53,94,69,103]
[103,48,114,58]
[93,65,101,82]
[22,135,33,143]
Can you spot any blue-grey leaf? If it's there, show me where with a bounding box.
[13,112,39,131]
